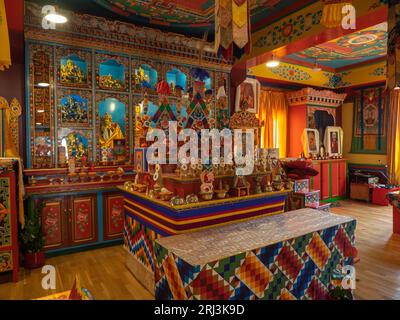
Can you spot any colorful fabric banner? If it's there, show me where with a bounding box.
[0,0,11,71]
[215,0,251,60]
[351,87,387,154]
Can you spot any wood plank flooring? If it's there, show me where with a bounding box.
[0,200,399,300]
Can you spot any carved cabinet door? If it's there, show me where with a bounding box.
[40,197,68,250]
[68,195,98,246]
[103,193,124,240]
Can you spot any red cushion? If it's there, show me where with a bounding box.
[284,160,312,170]
[288,167,319,178]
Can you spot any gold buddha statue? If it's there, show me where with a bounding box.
[99,112,124,149]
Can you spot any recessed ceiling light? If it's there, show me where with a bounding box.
[45,13,68,24]
[37,109,45,113]
[37,82,50,87]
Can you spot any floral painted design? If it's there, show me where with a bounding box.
[271,65,311,81]
[369,67,386,77]
[323,72,351,88]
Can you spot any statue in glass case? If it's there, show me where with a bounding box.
[99,112,125,148]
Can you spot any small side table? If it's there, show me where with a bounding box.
[387,191,400,234]
[372,186,400,206]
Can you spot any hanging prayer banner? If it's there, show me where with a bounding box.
[215,0,251,60]
[351,86,388,154]
[0,0,11,71]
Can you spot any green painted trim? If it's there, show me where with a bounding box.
[321,196,347,204]
[348,151,387,155]
[348,162,387,167]
[45,239,123,258]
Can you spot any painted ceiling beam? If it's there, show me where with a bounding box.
[233,0,387,73]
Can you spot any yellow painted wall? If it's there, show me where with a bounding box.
[249,60,385,89]
[342,102,387,165]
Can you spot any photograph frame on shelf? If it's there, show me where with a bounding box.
[303,128,320,157]
[235,77,260,113]
[325,126,343,157]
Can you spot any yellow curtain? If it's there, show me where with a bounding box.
[0,0,11,71]
[388,90,400,184]
[258,90,288,158]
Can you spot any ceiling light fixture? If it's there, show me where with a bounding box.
[37,82,50,87]
[266,55,280,68]
[44,4,67,24]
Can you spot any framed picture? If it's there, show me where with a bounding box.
[303,129,320,156]
[235,78,260,113]
[325,126,343,157]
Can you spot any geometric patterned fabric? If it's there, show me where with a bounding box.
[154,221,356,300]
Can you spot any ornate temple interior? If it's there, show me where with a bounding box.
[0,0,400,302]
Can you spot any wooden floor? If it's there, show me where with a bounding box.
[0,200,399,300]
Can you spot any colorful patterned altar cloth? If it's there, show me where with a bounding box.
[154,208,356,300]
[122,188,289,293]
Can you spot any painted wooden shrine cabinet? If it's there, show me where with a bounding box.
[286,88,347,158]
[286,88,347,203]
[0,159,19,283]
[23,2,232,254]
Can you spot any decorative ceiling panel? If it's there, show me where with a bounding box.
[93,0,303,26]
[286,23,387,69]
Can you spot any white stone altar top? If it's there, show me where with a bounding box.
[156,208,355,265]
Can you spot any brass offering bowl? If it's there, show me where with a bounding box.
[199,191,213,201]
[214,189,227,199]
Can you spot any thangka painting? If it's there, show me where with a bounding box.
[57,89,91,127]
[96,53,129,91]
[96,94,129,162]
[56,47,92,87]
[57,128,93,165]
[351,86,387,154]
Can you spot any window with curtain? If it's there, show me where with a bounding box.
[258,89,288,158]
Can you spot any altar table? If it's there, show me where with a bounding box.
[154,208,356,300]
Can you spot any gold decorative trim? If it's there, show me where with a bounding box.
[9,98,21,156]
